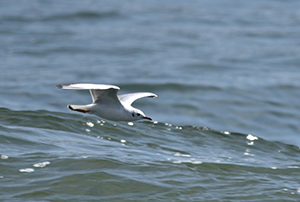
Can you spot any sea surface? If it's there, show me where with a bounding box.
[1,0,300,201]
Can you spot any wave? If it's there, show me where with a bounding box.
[2,11,121,23]
[1,107,299,168]
[1,107,299,201]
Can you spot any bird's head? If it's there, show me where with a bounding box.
[130,109,152,121]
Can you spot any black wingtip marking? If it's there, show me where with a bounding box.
[56,83,75,89]
[68,105,74,110]
[149,95,158,98]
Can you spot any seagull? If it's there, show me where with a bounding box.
[57,83,157,121]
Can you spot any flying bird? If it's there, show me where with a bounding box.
[57,83,157,121]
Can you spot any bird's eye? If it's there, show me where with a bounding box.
[132,113,135,117]
[137,113,140,116]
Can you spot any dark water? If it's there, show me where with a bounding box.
[1,0,300,201]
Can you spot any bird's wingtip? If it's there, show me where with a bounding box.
[67,105,74,110]
[149,94,158,98]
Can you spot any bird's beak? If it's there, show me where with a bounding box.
[143,116,152,121]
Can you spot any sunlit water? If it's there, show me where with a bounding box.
[1,0,300,201]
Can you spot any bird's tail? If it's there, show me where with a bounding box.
[67,105,91,113]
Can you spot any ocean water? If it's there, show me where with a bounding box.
[1,0,300,201]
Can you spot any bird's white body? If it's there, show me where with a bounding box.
[57,83,157,121]
[88,103,133,121]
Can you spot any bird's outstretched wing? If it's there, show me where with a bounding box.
[118,92,158,106]
[57,83,121,104]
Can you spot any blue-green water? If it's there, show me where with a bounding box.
[1,1,300,201]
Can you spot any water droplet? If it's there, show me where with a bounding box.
[33,161,50,168]
[271,167,277,170]
[246,134,258,141]
[97,120,105,124]
[244,152,255,156]
[19,168,35,173]
[1,155,8,159]
[174,152,181,157]
[86,122,94,127]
